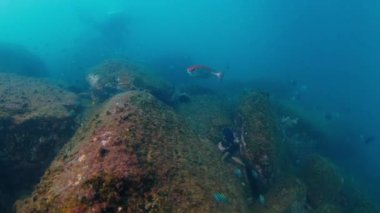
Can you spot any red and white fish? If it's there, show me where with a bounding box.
[186,65,224,80]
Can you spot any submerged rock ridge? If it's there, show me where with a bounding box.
[299,155,379,212]
[86,59,174,104]
[174,92,232,142]
[237,92,279,188]
[300,154,344,208]
[16,91,247,213]
[0,73,80,212]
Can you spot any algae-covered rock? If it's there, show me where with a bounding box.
[274,101,328,166]
[0,73,79,122]
[175,93,232,142]
[16,91,248,213]
[86,59,174,103]
[336,178,380,213]
[0,73,80,210]
[312,203,342,213]
[237,91,280,187]
[348,202,379,213]
[300,155,344,208]
[252,176,307,213]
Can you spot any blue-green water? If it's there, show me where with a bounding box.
[1,0,379,209]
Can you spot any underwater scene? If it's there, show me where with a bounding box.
[0,0,379,212]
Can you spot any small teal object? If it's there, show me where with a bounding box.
[214,192,228,203]
[258,194,265,206]
[251,169,259,179]
[233,168,242,178]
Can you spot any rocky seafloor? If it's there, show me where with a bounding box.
[0,60,378,212]
[0,73,81,212]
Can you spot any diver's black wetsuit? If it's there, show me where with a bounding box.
[221,128,240,156]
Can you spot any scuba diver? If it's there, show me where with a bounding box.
[218,128,245,166]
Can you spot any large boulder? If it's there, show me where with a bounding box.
[86,59,174,103]
[331,170,379,212]
[252,176,307,212]
[0,42,47,77]
[299,155,380,211]
[300,155,344,208]
[0,73,80,211]
[16,91,249,212]
[174,92,232,142]
[313,203,342,213]
[237,91,280,189]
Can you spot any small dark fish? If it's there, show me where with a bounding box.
[187,65,224,80]
[364,136,375,145]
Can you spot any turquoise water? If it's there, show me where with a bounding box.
[1,0,380,210]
